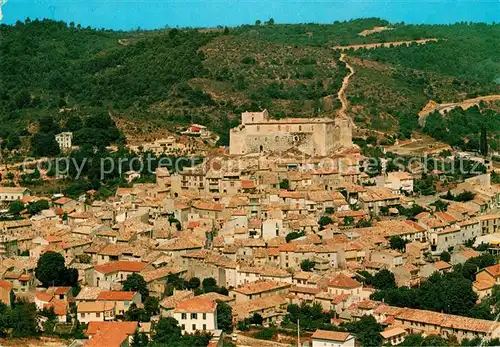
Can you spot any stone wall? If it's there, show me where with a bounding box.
[229,110,353,156]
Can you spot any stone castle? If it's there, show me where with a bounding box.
[229,110,352,156]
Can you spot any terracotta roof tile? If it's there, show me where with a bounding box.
[174,297,216,313]
[78,301,115,313]
[311,330,352,342]
[94,261,148,274]
[328,274,362,288]
[97,291,137,301]
[233,280,291,295]
[0,280,12,290]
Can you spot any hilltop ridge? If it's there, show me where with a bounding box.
[0,18,499,153]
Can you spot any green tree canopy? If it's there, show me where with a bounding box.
[344,315,383,347]
[123,273,149,299]
[124,303,150,322]
[35,251,78,287]
[440,251,451,262]
[300,259,316,272]
[8,200,25,215]
[216,300,233,333]
[389,236,408,251]
[372,269,397,290]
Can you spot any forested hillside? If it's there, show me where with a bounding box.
[0,18,499,153]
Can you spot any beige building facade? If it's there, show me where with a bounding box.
[229,110,352,156]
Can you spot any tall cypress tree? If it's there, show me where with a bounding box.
[480,126,488,156]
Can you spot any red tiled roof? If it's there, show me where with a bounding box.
[485,264,500,278]
[85,321,138,347]
[241,180,255,189]
[44,300,68,316]
[36,291,54,302]
[97,291,137,301]
[187,221,201,229]
[328,274,362,288]
[54,197,73,205]
[18,274,32,281]
[0,280,12,290]
[174,297,217,313]
[433,261,452,270]
[94,261,148,274]
[54,286,72,295]
[86,321,138,336]
[311,330,352,342]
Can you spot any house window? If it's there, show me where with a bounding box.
[181,324,185,330]
[192,324,196,331]
[96,312,100,318]
[191,313,198,319]
[203,324,207,330]
[202,313,206,320]
[81,313,85,318]
[182,313,187,319]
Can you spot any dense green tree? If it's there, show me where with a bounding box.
[35,251,78,287]
[356,218,372,228]
[8,200,25,215]
[123,274,149,299]
[202,277,217,292]
[286,302,334,331]
[372,269,397,290]
[469,300,493,320]
[300,259,315,272]
[39,116,59,134]
[5,133,21,150]
[344,315,383,347]
[371,256,489,318]
[153,317,182,344]
[422,335,450,346]
[0,302,10,337]
[10,302,39,337]
[250,313,263,325]
[65,115,83,132]
[389,236,408,251]
[400,333,424,346]
[131,329,149,347]
[216,300,233,333]
[26,200,49,215]
[31,132,60,157]
[318,215,333,228]
[124,303,150,322]
[440,251,451,262]
[279,179,289,190]
[431,199,449,212]
[285,231,305,243]
[343,216,354,226]
[461,337,482,346]
[188,277,201,289]
[144,296,159,316]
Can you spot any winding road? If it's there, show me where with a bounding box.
[337,53,355,120]
[333,38,438,51]
[418,95,500,126]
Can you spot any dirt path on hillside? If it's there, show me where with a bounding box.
[337,53,355,119]
[359,26,393,37]
[418,95,500,126]
[333,38,438,51]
